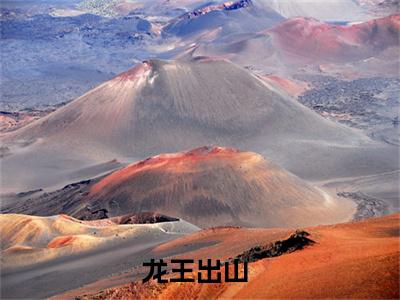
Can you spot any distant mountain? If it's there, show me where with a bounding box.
[190,14,400,73]
[164,0,284,39]
[268,14,400,65]
[259,0,369,22]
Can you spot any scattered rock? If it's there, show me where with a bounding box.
[232,230,315,263]
[337,192,389,220]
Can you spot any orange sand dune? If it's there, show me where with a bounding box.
[78,213,399,299]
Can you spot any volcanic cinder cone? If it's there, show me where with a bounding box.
[1,59,397,192]
[12,146,352,228]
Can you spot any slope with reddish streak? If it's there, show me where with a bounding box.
[47,236,77,248]
[260,75,309,96]
[90,147,239,194]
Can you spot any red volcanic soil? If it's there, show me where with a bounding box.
[47,236,77,248]
[76,213,400,299]
[90,146,238,194]
[261,75,309,96]
[268,14,400,63]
